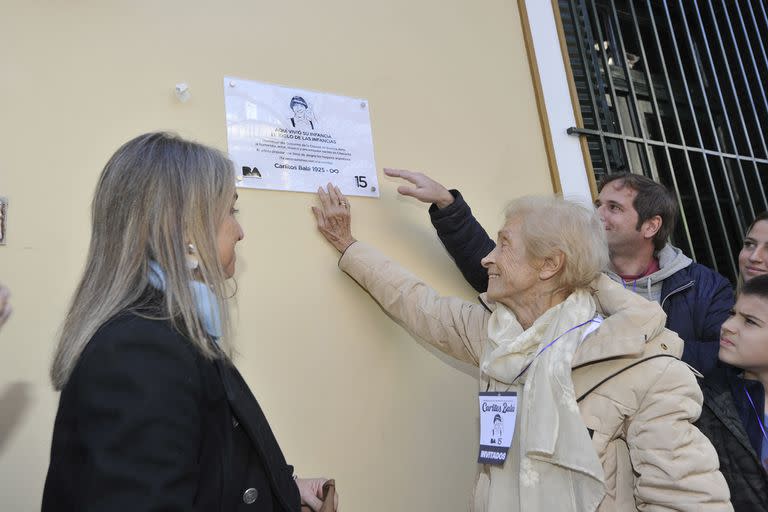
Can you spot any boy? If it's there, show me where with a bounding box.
[697,274,768,511]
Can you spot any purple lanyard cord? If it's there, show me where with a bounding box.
[622,278,638,293]
[511,318,599,384]
[743,385,768,444]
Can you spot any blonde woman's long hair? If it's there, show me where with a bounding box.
[51,132,236,390]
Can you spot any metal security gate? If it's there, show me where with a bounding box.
[558,0,768,282]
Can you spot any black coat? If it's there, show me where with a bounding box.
[42,310,301,512]
[429,189,734,374]
[696,368,768,512]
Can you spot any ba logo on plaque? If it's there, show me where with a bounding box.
[242,166,262,178]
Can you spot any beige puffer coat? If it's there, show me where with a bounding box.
[340,242,732,511]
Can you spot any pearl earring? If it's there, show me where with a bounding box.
[186,243,199,270]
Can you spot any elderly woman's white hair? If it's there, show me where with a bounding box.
[504,195,608,291]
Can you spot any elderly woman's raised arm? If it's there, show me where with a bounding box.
[340,241,487,365]
[313,185,488,366]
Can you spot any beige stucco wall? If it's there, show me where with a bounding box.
[0,0,552,509]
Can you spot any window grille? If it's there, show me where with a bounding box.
[559,0,768,282]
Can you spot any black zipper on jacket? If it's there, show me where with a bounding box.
[572,354,632,371]
[575,354,678,402]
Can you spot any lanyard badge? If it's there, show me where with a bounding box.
[477,391,517,465]
[475,316,601,466]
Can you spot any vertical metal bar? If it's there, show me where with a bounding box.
[744,2,768,115]
[737,0,768,211]
[567,0,613,174]
[607,0,654,175]
[586,1,630,168]
[732,0,768,129]
[627,0,696,257]
[655,0,733,272]
[710,0,768,193]
[758,2,768,52]
[742,0,768,115]
[675,0,747,238]
[645,1,717,268]
[690,0,757,220]
[704,0,765,206]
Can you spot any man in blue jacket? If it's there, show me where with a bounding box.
[384,168,734,374]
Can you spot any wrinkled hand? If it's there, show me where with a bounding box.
[295,477,339,511]
[312,184,356,253]
[0,284,11,330]
[383,168,454,208]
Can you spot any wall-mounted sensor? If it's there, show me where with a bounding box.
[175,83,191,103]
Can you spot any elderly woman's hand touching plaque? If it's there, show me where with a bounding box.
[312,183,356,253]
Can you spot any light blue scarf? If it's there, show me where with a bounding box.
[148,260,222,340]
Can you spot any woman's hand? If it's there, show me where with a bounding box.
[312,184,356,253]
[295,477,338,511]
[383,168,454,208]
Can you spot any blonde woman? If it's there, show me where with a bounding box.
[43,133,334,512]
[313,185,730,511]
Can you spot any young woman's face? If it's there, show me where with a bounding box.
[216,194,244,278]
[739,220,768,282]
[718,294,768,372]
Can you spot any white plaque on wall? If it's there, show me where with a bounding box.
[224,77,379,197]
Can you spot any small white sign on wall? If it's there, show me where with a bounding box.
[224,77,379,197]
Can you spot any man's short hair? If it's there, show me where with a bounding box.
[741,274,768,301]
[599,172,679,251]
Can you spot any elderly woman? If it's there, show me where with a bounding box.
[43,133,335,512]
[313,185,730,511]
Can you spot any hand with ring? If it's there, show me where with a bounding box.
[313,183,356,253]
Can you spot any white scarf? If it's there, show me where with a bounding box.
[477,289,605,512]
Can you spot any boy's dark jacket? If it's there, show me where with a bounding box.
[697,367,768,512]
